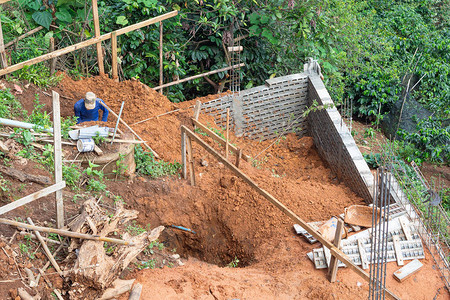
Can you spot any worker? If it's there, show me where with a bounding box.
[74,92,109,124]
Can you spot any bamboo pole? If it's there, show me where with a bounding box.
[27,218,63,276]
[159,21,163,94]
[101,102,160,158]
[0,218,134,246]
[153,63,245,90]
[111,31,118,82]
[181,130,187,179]
[0,11,178,76]
[186,136,195,186]
[180,126,400,300]
[225,108,230,159]
[92,0,104,75]
[5,26,44,49]
[53,91,64,228]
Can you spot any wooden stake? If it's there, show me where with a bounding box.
[92,0,104,75]
[327,219,344,282]
[101,102,160,158]
[181,130,187,179]
[180,126,399,300]
[0,218,134,245]
[225,108,230,160]
[0,18,8,69]
[53,91,64,228]
[186,136,195,186]
[0,11,178,76]
[0,182,65,216]
[129,282,143,300]
[193,100,202,122]
[27,218,63,276]
[111,31,118,82]
[159,21,163,94]
[49,37,56,74]
[235,148,242,168]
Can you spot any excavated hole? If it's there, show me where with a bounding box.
[160,218,255,268]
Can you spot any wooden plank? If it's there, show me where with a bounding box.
[27,218,63,276]
[159,21,163,94]
[181,130,187,179]
[357,239,369,269]
[153,63,245,90]
[53,91,64,228]
[399,216,412,241]
[94,145,103,156]
[186,136,195,186]
[92,0,104,74]
[393,259,423,282]
[49,37,56,74]
[393,235,404,266]
[225,108,230,159]
[192,119,249,162]
[235,148,242,168]
[111,31,118,81]
[0,11,178,76]
[0,218,133,245]
[0,182,66,216]
[180,125,400,300]
[0,18,8,69]
[101,102,159,158]
[328,219,344,282]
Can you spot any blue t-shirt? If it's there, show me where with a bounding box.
[74,98,109,124]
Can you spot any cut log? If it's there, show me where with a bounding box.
[0,165,51,185]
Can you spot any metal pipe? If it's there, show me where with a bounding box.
[0,118,53,133]
[111,101,125,145]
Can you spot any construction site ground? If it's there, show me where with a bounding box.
[0,75,448,299]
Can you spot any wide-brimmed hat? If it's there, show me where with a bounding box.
[85,92,96,110]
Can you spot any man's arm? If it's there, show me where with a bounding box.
[98,100,109,122]
[74,100,82,124]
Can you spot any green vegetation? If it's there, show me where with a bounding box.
[134,145,181,178]
[227,256,239,268]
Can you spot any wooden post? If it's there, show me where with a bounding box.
[52,91,64,229]
[235,149,242,168]
[186,135,195,186]
[193,100,202,121]
[49,37,56,74]
[27,218,63,276]
[159,21,163,94]
[327,219,344,282]
[92,0,104,75]
[181,130,187,179]
[0,18,8,69]
[111,31,118,82]
[225,108,230,159]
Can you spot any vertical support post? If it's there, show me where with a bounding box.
[225,108,230,160]
[159,21,163,94]
[186,135,195,186]
[92,0,104,75]
[0,18,8,69]
[193,100,202,130]
[49,37,56,74]
[111,31,118,82]
[235,148,242,168]
[181,129,187,179]
[327,219,344,282]
[52,91,64,228]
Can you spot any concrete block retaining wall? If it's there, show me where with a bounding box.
[307,75,374,202]
[201,72,374,202]
[201,74,309,140]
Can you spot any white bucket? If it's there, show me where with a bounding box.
[77,138,95,152]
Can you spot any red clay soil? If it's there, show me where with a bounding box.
[1,75,447,299]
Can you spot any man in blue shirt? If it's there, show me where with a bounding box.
[74,92,109,124]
